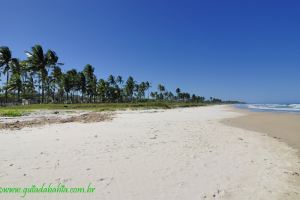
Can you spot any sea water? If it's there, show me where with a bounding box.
[236,104,300,113]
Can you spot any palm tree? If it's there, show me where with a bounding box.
[83,64,95,102]
[91,75,97,102]
[150,92,156,100]
[63,73,71,102]
[158,84,165,93]
[8,59,22,102]
[145,81,151,99]
[116,75,123,86]
[0,46,12,103]
[51,66,62,102]
[175,88,181,101]
[1,44,223,105]
[137,82,147,99]
[107,75,116,86]
[25,44,59,103]
[157,84,165,100]
[78,72,86,102]
[192,94,197,102]
[134,83,140,100]
[97,79,108,102]
[66,69,78,102]
[125,76,135,102]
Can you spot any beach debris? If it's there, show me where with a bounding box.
[0,112,113,130]
[283,171,300,176]
[292,172,299,176]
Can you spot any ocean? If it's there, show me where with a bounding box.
[237,104,300,113]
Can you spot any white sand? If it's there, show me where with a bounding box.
[0,105,299,199]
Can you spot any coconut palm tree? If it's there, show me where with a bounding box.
[137,82,147,99]
[0,46,12,103]
[150,92,156,100]
[8,59,22,102]
[1,44,224,105]
[157,84,165,100]
[116,75,123,86]
[25,44,60,103]
[175,88,181,101]
[158,84,165,93]
[63,73,71,102]
[145,81,151,99]
[83,64,95,102]
[107,75,116,86]
[51,66,63,102]
[91,75,97,102]
[77,72,86,102]
[66,69,79,102]
[125,76,135,102]
[97,79,108,102]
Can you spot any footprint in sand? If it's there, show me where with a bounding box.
[149,135,157,139]
[54,160,60,169]
[97,178,105,182]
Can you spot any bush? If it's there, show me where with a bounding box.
[0,110,25,117]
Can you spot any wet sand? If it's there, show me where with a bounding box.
[222,107,300,157]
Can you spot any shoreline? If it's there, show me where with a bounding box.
[222,106,300,157]
[222,106,300,199]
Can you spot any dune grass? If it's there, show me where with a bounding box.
[0,110,26,117]
[0,102,208,116]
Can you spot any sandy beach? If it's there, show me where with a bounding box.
[222,107,300,157]
[0,105,299,199]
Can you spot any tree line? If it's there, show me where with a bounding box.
[0,44,223,105]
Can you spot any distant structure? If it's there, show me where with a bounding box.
[22,99,30,105]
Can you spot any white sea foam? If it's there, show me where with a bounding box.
[246,104,300,112]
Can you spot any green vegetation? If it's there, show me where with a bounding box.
[0,44,224,106]
[0,109,26,117]
[0,101,207,116]
[0,101,205,112]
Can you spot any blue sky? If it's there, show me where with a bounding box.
[1,0,299,103]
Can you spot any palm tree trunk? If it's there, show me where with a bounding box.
[5,72,9,104]
[53,87,56,103]
[41,79,44,103]
[17,90,20,103]
[38,76,41,103]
